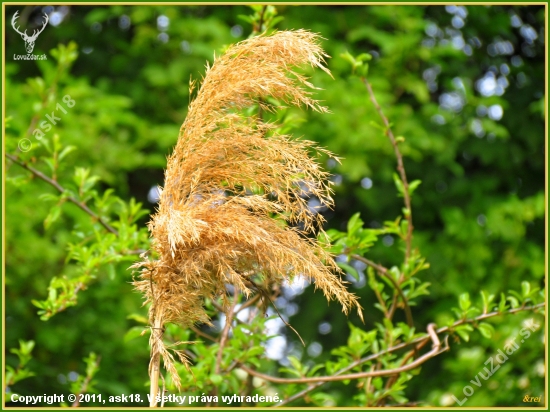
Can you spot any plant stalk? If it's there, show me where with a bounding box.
[149,316,163,407]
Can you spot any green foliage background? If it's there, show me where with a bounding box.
[4,4,546,407]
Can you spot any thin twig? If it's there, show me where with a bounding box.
[377,339,429,406]
[211,300,245,325]
[6,153,119,236]
[371,277,390,318]
[215,293,238,375]
[257,5,267,33]
[353,254,414,327]
[71,356,101,407]
[190,325,218,343]
[239,323,446,385]
[211,292,239,406]
[361,77,413,261]
[235,293,261,314]
[275,303,544,406]
[238,276,305,346]
[361,77,414,339]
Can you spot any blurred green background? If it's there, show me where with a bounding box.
[4,4,545,407]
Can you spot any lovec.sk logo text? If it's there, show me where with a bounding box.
[11,10,48,60]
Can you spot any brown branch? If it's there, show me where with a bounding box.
[377,339,429,406]
[6,153,119,236]
[387,293,401,323]
[361,77,414,336]
[218,278,306,346]
[190,325,218,343]
[361,77,413,261]
[251,280,305,347]
[353,254,414,327]
[211,300,246,325]
[235,293,261,315]
[210,293,239,406]
[275,303,544,406]
[258,5,267,32]
[215,293,239,375]
[240,323,445,385]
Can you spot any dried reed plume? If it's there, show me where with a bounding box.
[133,30,362,396]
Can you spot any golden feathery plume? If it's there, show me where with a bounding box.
[133,29,363,392]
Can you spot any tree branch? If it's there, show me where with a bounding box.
[361,77,415,335]
[353,254,414,327]
[6,153,119,236]
[190,325,218,343]
[239,323,446,385]
[215,293,238,375]
[361,77,413,261]
[378,340,428,406]
[275,303,544,406]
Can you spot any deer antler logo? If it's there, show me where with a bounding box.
[12,11,49,54]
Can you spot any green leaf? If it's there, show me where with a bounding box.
[210,374,223,385]
[245,346,265,358]
[356,53,372,62]
[498,293,508,312]
[480,290,495,313]
[43,158,55,174]
[372,377,383,390]
[459,293,471,311]
[238,14,254,24]
[389,266,400,281]
[340,51,356,67]
[477,322,494,339]
[48,283,58,302]
[107,264,116,280]
[367,268,383,293]
[406,281,431,300]
[84,352,100,379]
[287,355,302,372]
[347,212,364,236]
[58,145,76,162]
[507,296,520,309]
[408,180,422,196]
[39,193,59,202]
[455,324,474,342]
[44,205,62,229]
[124,326,146,343]
[127,313,149,324]
[521,281,530,299]
[393,173,405,197]
[20,340,35,355]
[337,262,359,281]
[73,167,89,187]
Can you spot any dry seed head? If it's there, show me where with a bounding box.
[133,30,362,388]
